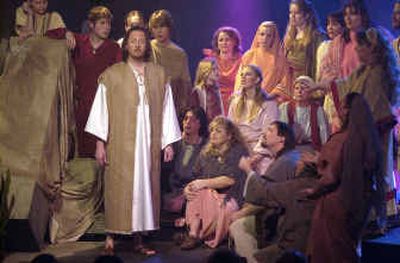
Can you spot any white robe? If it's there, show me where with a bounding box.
[85,68,181,232]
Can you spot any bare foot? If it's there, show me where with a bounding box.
[103,236,114,255]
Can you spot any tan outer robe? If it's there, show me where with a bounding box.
[150,40,191,116]
[99,62,166,233]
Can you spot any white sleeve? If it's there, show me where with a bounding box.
[84,83,109,142]
[161,83,181,149]
[317,106,330,144]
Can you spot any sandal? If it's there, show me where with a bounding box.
[134,244,156,256]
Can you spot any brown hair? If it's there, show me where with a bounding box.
[87,6,112,23]
[122,26,152,62]
[202,116,246,159]
[212,26,242,55]
[124,10,145,28]
[149,9,174,30]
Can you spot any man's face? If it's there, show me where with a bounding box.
[126,30,147,60]
[183,111,201,136]
[393,3,400,29]
[261,124,283,149]
[90,18,111,40]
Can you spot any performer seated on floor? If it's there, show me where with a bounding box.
[180,116,248,250]
[163,106,208,215]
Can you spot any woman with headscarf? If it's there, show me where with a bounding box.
[304,93,384,263]
[235,21,287,95]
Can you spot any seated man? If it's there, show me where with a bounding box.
[230,121,315,263]
[163,106,208,214]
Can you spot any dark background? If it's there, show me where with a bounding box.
[1,0,398,79]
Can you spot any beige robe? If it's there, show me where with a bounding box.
[85,62,181,233]
[150,40,192,116]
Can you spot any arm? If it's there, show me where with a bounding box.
[188,176,235,191]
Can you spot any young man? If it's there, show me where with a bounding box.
[85,26,181,255]
[149,9,191,117]
[65,6,122,157]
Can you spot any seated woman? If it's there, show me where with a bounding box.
[181,116,248,249]
[229,64,278,173]
[163,107,208,214]
[279,76,329,151]
[191,58,224,122]
[304,93,384,263]
[15,0,66,41]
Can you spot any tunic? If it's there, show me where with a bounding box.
[151,40,191,116]
[85,62,181,233]
[72,34,122,157]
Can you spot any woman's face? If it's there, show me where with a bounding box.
[209,124,231,147]
[240,66,260,91]
[327,18,344,40]
[344,7,363,31]
[289,3,307,28]
[293,80,310,102]
[30,0,48,15]
[256,25,275,49]
[217,31,235,54]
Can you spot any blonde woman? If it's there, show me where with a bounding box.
[191,58,224,122]
[236,21,287,95]
[181,116,248,249]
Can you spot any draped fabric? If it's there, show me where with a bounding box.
[15,7,65,36]
[217,55,242,115]
[236,22,288,94]
[0,37,74,245]
[308,94,383,263]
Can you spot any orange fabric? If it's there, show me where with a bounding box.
[239,22,288,94]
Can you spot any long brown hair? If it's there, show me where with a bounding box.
[283,0,321,50]
[202,116,246,160]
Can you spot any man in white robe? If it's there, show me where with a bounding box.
[85,26,181,255]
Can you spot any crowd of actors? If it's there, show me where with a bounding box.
[7,0,400,262]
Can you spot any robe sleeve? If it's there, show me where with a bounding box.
[317,106,329,144]
[161,83,181,149]
[84,83,109,142]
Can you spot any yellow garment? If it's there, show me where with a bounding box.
[15,7,65,36]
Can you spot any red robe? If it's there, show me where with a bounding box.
[71,34,122,157]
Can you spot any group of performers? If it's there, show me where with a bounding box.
[1,0,400,262]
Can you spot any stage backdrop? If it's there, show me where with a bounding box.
[6,0,398,79]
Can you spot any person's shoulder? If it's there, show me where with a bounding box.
[280,149,301,164]
[104,39,121,50]
[104,62,127,74]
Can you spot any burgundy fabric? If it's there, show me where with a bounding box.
[72,33,122,157]
[308,94,383,263]
[287,101,321,150]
